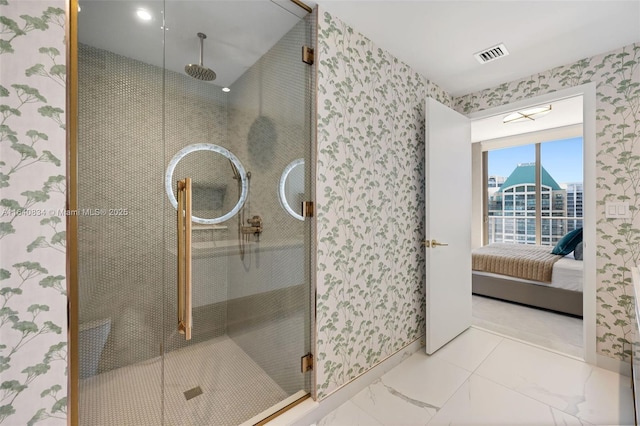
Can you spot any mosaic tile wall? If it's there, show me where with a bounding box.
[78,43,230,371]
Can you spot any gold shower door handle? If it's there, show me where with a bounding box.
[177,178,193,341]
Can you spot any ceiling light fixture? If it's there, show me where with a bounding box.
[503,105,552,124]
[222,87,230,93]
[136,9,152,21]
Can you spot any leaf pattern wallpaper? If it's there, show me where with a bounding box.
[0,1,67,424]
[315,11,451,398]
[0,0,637,418]
[454,43,640,362]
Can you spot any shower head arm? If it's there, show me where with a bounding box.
[197,32,206,66]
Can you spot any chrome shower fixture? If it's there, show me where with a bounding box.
[185,32,217,81]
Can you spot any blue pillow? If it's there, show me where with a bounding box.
[552,228,583,255]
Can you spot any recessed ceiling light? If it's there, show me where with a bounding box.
[222,87,230,93]
[503,105,552,124]
[136,9,152,21]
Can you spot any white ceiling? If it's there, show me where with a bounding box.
[317,0,640,97]
[471,95,583,142]
[78,1,640,97]
[77,1,315,88]
[76,2,636,161]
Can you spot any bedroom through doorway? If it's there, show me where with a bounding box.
[469,94,589,360]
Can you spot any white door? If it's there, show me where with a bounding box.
[425,98,472,354]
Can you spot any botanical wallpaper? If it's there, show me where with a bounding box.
[454,43,640,362]
[0,1,67,424]
[316,11,450,398]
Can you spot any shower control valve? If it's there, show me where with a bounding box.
[241,215,263,237]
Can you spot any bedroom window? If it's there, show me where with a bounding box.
[484,137,583,246]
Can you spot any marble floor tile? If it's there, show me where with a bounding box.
[380,351,471,409]
[475,339,634,425]
[351,378,437,426]
[316,401,383,426]
[579,364,635,425]
[315,335,632,426]
[427,375,592,426]
[472,295,583,358]
[432,327,503,372]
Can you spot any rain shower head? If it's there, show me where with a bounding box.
[185,32,217,82]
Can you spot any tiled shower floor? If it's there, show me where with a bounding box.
[80,336,288,425]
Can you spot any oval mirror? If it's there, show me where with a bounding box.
[165,143,248,224]
[279,158,305,221]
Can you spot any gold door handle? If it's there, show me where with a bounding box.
[430,239,448,248]
[177,178,192,341]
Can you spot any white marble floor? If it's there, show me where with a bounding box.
[316,328,634,426]
[472,294,583,358]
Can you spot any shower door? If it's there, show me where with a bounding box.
[76,0,314,424]
[161,1,315,425]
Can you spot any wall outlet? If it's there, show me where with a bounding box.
[605,201,631,219]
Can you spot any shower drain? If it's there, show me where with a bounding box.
[184,386,203,400]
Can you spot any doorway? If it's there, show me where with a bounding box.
[468,86,597,364]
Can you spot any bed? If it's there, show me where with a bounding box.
[472,243,583,317]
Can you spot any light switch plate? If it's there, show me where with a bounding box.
[605,201,631,219]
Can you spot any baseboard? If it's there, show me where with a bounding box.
[267,336,425,426]
[597,353,632,377]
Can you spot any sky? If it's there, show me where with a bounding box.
[487,137,583,184]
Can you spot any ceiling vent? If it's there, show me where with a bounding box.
[474,43,509,64]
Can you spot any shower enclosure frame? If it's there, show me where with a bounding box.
[65,0,318,423]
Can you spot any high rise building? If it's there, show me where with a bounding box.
[487,163,582,245]
[563,182,584,232]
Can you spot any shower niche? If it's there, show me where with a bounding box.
[75,1,315,425]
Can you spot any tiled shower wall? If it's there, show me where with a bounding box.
[78,43,229,371]
[0,1,68,424]
[78,11,315,395]
[225,15,314,395]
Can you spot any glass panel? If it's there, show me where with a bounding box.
[541,137,584,243]
[77,1,166,424]
[162,2,314,425]
[487,145,534,243]
[486,137,583,246]
[77,1,314,425]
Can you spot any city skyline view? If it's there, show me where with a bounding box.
[485,137,584,245]
[488,137,584,184]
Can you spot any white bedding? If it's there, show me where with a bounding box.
[473,253,583,292]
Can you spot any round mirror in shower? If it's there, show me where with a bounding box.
[166,143,248,224]
[278,158,305,221]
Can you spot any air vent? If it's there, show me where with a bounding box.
[474,43,509,64]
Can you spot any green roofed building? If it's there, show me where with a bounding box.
[487,163,568,246]
[498,163,562,192]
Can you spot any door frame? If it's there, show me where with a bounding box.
[467,83,597,365]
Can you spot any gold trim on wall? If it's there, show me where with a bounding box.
[65,0,79,424]
[290,0,313,14]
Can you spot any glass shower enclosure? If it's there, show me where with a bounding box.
[74,1,315,424]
